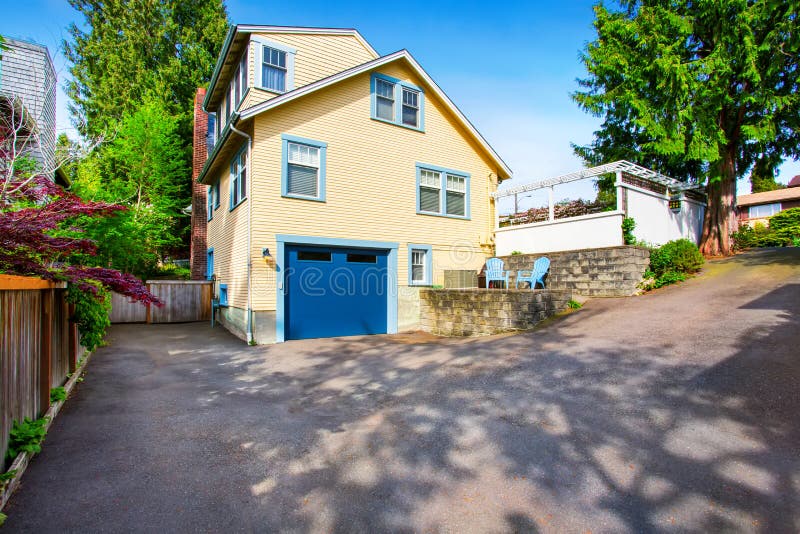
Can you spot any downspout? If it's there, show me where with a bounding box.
[230,121,254,344]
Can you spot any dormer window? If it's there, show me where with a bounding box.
[263,47,287,92]
[370,73,424,131]
[253,37,296,94]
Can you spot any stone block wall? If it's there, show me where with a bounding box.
[419,289,573,337]
[500,246,650,297]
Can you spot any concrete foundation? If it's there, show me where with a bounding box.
[217,306,276,344]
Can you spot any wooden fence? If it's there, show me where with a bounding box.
[0,275,83,462]
[109,280,212,324]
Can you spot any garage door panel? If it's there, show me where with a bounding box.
[286,246,389,340]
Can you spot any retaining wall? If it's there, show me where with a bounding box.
[500,245,650,297]
[419,288,573,337]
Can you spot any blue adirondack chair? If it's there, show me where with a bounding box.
[516,257,550,289]
[485,257,510,288]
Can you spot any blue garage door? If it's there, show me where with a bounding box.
[285,245,389,340]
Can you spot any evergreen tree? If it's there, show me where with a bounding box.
[64,0,229,138]
[574,1,800,256]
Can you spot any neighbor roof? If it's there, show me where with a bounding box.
[203,25,378,110]
[737,187,800,207]
[234,50,512,180]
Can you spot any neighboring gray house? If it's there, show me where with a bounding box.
[0,37,57,174]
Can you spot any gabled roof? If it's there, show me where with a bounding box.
[236,50,512,180]
[737,187,800,207]
[203,25,378,110]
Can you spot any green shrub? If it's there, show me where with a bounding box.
[6,417,49,461]
[66,282,111,352]
[651,270,686,288]
[510,250,523,256]
[50,387,67,403]
[648,239,704,277]
[731,222,787,249]
[641,239,703,290]
[769,207,800,245]
[567,299,582,309]
[622,217,637,245]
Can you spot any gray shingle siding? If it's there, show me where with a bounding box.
[0,37,57,174]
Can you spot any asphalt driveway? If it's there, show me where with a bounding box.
[4,248,799,533]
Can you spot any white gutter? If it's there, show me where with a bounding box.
[229,123,254,344]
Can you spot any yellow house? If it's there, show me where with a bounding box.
[195,25,511,343]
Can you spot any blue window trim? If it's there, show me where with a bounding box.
[229,144,247,211]
[218,284,228,306]
[407,244,433,286]
[252,36,296,94]
[415,162,471,220]
[281,134,327,202]
[207,182,221,221]
[370,73,425,132]
[206,248,214,281]
[275,235,399,343]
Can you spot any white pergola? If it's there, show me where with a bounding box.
[492,160,702,223]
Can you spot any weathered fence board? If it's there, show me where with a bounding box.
[108,291,147,323]
[1,290,43,463]
[148,281,212,323]
[1,276,78,464]
[109,281,212,324]
[50,290,70,388]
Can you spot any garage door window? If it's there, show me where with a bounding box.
[297,250,332,262]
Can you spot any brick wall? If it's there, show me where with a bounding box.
[499,246,651,297]
[190,88,209,280]
[419,288,573,337]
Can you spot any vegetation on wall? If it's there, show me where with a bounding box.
[66,283,112,353]
[574,1,800,256]
[621,217,637,245]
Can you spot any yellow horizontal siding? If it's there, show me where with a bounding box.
[253,32,376,89]
[205,145,251,311]
[240,61,499,311]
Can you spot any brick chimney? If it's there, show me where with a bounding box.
[190,87,209,280]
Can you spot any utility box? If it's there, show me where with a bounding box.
[443,270,478,289]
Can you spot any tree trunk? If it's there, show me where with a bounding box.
[700,149,737,256]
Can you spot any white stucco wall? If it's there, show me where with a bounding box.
[625,185,704,246]
[495,211,625,256]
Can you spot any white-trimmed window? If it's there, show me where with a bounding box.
[411,250,426,283]
[749,203,781,218]
[262,46,287,92]
[419,169,441,213]
[371,73,424,131]
[408,245,432,285]
[402,88,420,127]
[281,135,327,202]
[287,143,320,198]
[375,79,395,121]
[230,147,247,209]
[446,174,467,216]
[417,165,470,218]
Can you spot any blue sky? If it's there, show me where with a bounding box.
[3,0,798,213]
